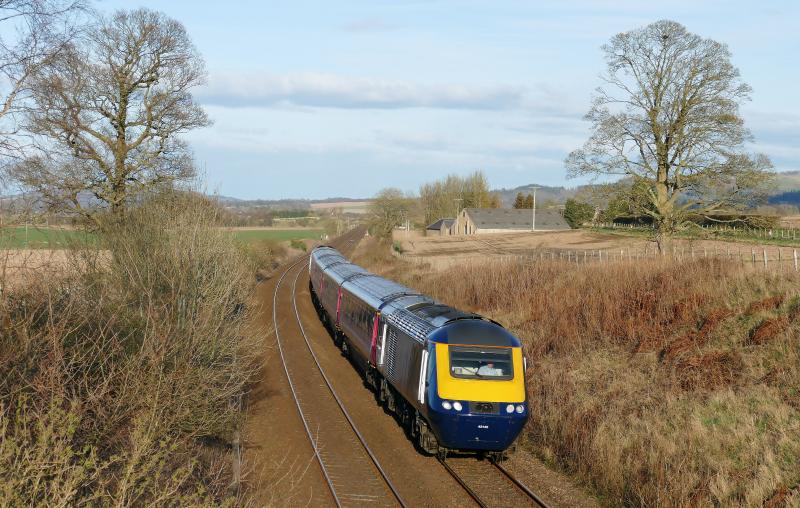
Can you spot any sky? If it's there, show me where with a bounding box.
[102,0,800,200]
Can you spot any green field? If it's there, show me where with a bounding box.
[0,226,96,248]
[0,226,325,249]
[228,229,325,243]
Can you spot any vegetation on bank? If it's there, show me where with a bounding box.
[354,237,800,507]
[0,195,260,505]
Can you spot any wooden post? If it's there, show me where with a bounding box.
[795,249,798,272]
[763,249,768,268]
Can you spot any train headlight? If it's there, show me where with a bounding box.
[441,400,452,410]
[506,404,515,414]
[453,401,463,411]
[515,404,525,414]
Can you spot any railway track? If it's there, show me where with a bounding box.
[272,230,405,507]
[438,456,550,508]
[271,229,552,507]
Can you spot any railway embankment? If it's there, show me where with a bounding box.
[352,235,800,507]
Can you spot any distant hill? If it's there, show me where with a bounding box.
[497,171,800,208]
[215,196,369,210]
[769,171,800,205]
[491,184,580,208]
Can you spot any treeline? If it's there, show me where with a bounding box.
[419,171,500,226]
[223,207,319,227]
[368,171,500,239]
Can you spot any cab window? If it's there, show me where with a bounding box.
[449,346,513,380]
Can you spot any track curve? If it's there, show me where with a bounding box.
[267,229,555,507]
[271,229,403,506]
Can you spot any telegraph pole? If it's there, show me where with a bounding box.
[530,186,540,231]
[454,198,463,235]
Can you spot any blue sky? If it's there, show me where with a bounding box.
[102,1,800,199]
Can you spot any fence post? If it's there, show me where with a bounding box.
[795,249,798,272]
[763,249,768,268]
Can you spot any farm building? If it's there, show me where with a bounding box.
[451,208,570,235]
[425,218,455,236]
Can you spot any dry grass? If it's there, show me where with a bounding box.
[0,193,264,506]
[353,237,800,507]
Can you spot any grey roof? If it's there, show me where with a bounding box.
[463,208,570,231]
[426,218,455,230]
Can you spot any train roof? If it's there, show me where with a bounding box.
[311,246,511,345]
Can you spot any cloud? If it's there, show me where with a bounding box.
[341,17,398,33]
[197,72,528,110]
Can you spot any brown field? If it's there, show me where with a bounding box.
[395,229,800,271]
[780,214,800,228]
[0,249,88,288]
[310,200,371,214]
[354,235,800,507]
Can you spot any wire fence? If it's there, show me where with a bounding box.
[399,244,800,273]
[598,222,800,243]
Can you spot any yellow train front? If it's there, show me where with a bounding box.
[421,319,527,453]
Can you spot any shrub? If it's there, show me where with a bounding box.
[289,238,307,251]
[563,199,595,228]
[239,238,288,278]
[359,253,800,507]
[0,192,259,505]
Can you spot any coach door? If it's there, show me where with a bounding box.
[370,312,381,366]
[374,315,389,368]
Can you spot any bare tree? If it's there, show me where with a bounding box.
[419,170,498,225]
[14,8,210,222]
[369,187,412,240]
[566,20,774,249]
[0,1,86,179]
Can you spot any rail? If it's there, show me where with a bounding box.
[290,263,407,507]
[438,456,551,508]
[271,228,406,507]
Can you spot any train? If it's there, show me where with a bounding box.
[308,246,527,458]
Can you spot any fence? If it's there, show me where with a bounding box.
[399,244,800,273]
[599,222,800,243]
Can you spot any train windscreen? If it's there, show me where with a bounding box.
[448,346,513,380]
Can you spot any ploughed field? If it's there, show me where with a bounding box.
[355,235,800,507]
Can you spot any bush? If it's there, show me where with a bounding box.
[0,192,259,505]
[359,254,800,507]
[239,238,288,277]
[563,199,595,228]
[289,238,307,251]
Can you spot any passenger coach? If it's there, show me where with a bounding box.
[308,246,527,457]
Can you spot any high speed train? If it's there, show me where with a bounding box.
[308,246,527,457]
